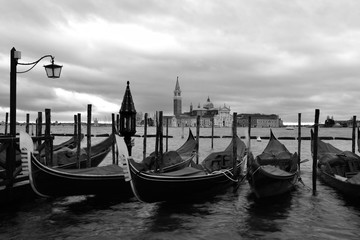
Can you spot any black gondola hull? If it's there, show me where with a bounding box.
[246,130,299,198]
[247,166,298,198]
[312,130,360,198]
[30,153,132,198]
[318,167,360,198]
[129,161,241,203]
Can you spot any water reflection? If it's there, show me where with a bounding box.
[241,192,293,237]
[144,188,240,235]
[45,196,129,231]
[49,195,133,216]
[148,202,211,232]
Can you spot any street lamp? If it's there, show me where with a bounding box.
[6,47,62,188]
[119,81,137,155]
[10,47,62,136]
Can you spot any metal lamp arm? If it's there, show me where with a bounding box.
[17,55,54,74]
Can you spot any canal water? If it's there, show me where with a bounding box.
[1,125,360,239]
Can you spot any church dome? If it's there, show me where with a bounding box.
[203,96,214,109]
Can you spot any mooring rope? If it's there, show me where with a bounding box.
[210,158,247,183]
[298,177,312,191]
[252,166,261,176]
[219,169,239,182]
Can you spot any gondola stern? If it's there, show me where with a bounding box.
[127,161,149,203]
[19,132,51,198]
[115,134,146,203]
[28,154,52,198]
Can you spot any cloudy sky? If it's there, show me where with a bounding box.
[1,0,360,124]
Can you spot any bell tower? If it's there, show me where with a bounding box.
[173,76,182,117]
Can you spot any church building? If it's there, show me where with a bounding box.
[166,78,233,127]
[173,76,182,117]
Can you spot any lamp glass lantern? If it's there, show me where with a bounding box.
[119,112,137,136]
[44,62,62,78]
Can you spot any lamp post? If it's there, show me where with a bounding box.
[119,81,136,156]
[10,47,62,136]
[6,47,62,188]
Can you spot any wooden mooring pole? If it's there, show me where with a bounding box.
[181,122,184,139]
[211,116,214,149]
[143,113,148,160]
[45,109,52,166]
[248,116,251,151]
[25,113,30,134]
[86,104,92,168]
[154,112,159,171]
[246,116,251,176]
[352,115,356,153]
[73,114,77,138]
[166,118,169,152]
[298,113,301,171]
[36,112,42,149]
[159,111,164,172]
[232,112,237,178]
[312,109,320,195]
[76,113,81,169]
[116,114,120,132]
[111,113,116,165]
[358,127,360,153]
[5,112,8,135]
[196,115,200,164]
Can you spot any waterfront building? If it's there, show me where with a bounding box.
[167,79,233,127]
[173,76,182,117]
[237,113,283,128]
[160,79,283,128]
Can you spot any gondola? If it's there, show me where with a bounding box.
[0,134,84,169]
[51,134,114,169]
[1,134,87,194]
[117,134,247,203]
[312,130,360,198]
[52,133,84,151]
[140,129,197,172]
[20,132,132,198]
[246,130,299,198]
[37,133,84,153]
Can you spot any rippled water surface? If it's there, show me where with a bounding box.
[1,126,360,239]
